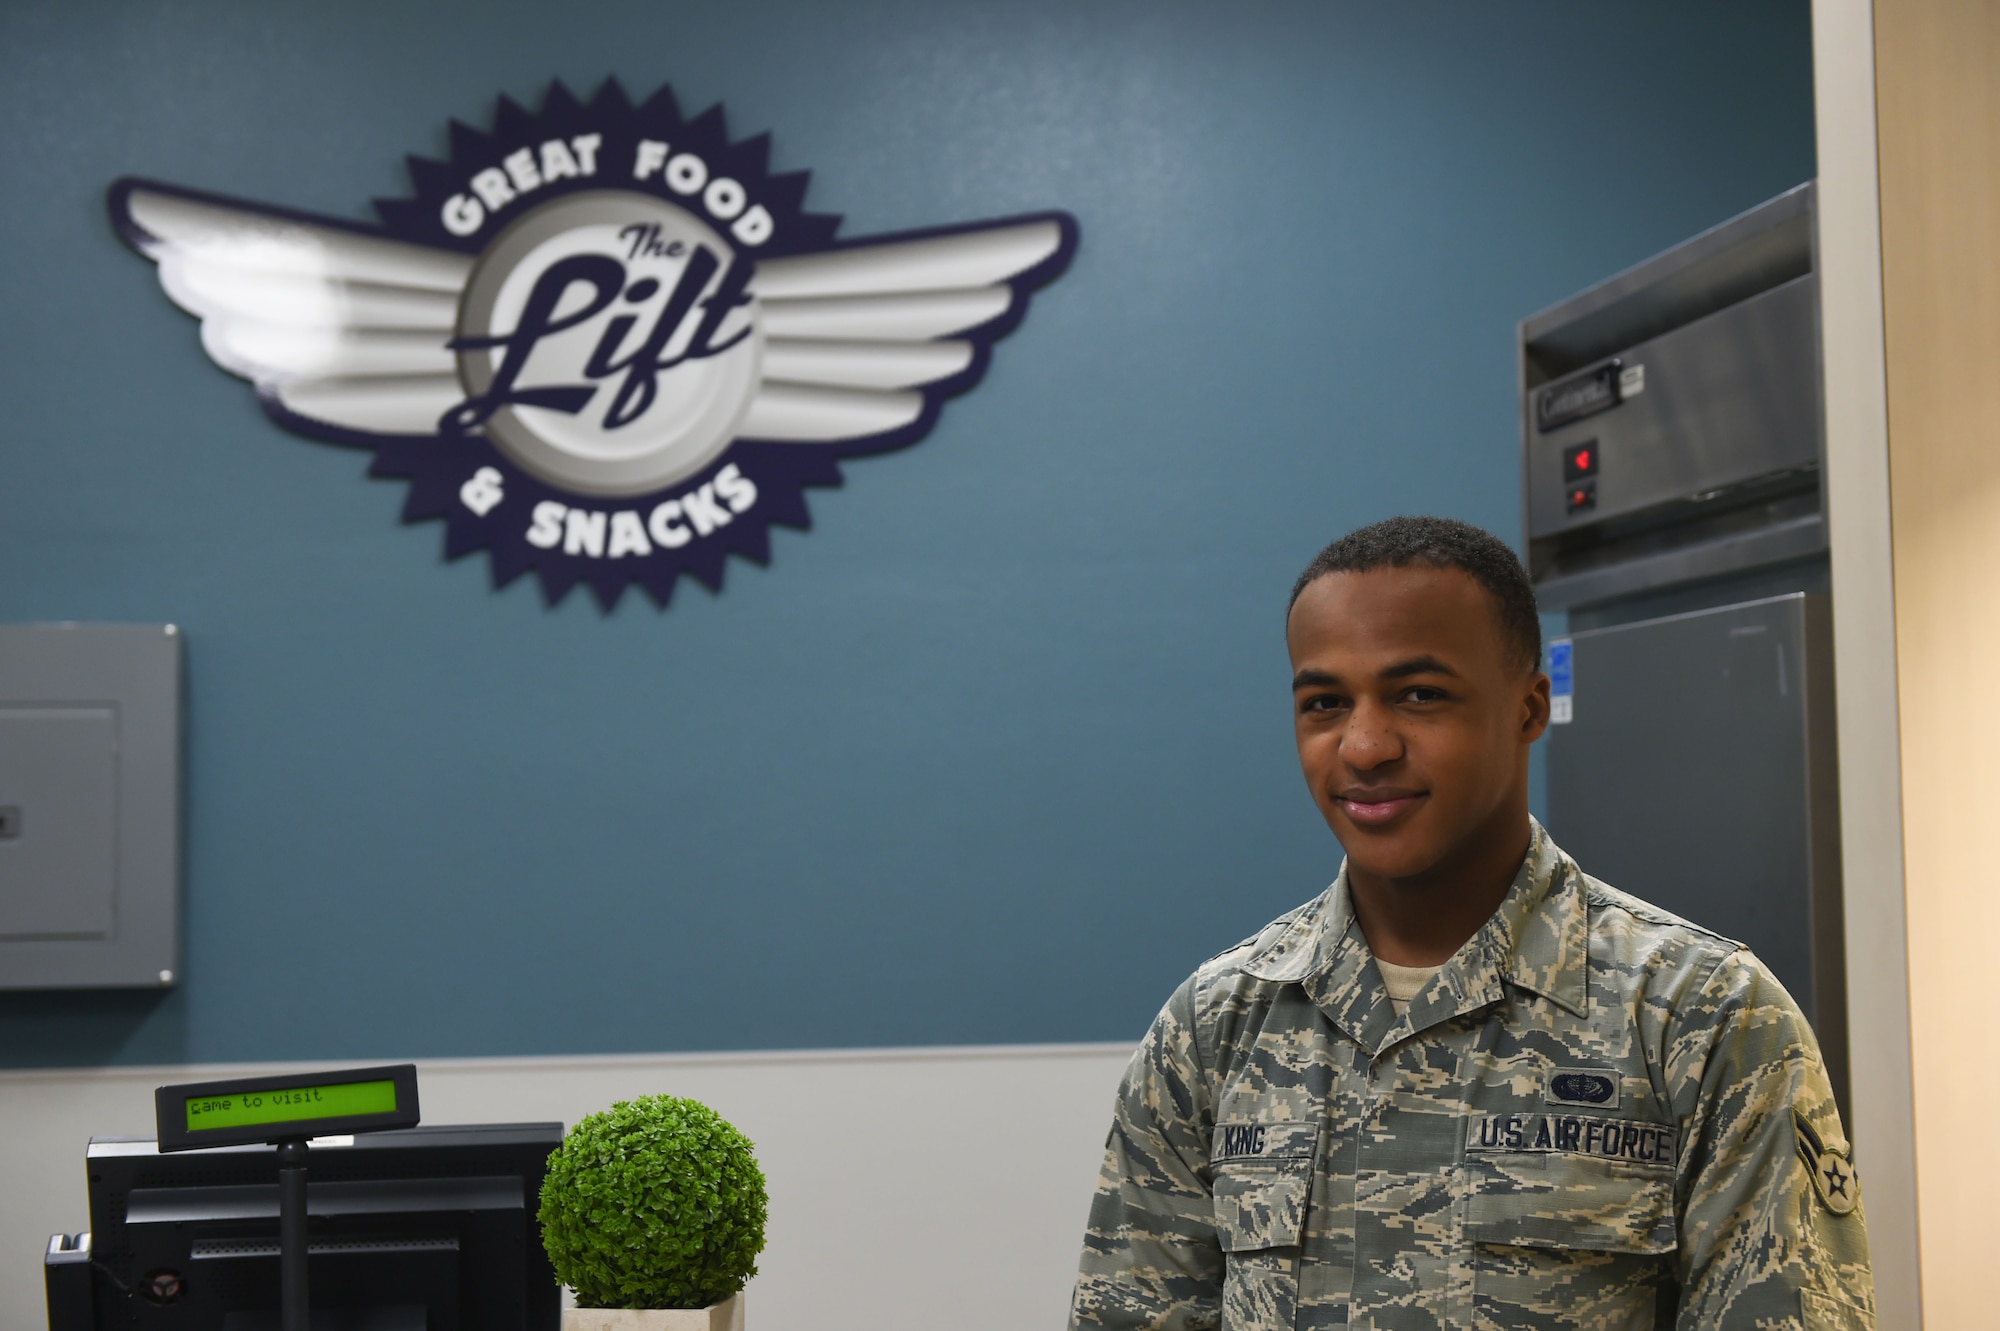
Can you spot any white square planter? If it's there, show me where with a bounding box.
[563,1294,743,1331]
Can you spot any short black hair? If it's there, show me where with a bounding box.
[1288,516,1542,672]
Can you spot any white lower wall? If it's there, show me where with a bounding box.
[0,1042,1134,1331]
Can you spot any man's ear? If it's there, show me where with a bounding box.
[1521,671,1552,744]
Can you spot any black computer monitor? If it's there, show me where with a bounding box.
[66,1122,562,1331]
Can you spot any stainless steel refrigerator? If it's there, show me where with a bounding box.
[1542,594,1844,1101]
[1521,183,1847,1105]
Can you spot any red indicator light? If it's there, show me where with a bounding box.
[1561,440,1600,484]
[1564,476,1598,515]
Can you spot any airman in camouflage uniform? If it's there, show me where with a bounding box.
[1069,820,1874,1329]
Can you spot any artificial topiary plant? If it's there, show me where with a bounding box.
[538,1095,769,1310]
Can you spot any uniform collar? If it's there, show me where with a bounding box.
[1242,819,1589,1057]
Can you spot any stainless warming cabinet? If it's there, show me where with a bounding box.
[1521,183,1847,1106]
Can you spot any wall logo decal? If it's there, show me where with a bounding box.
[109,81,1077,607]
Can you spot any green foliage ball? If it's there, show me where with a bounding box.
[537,1096,769,1310]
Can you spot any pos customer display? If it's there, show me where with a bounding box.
[42,1064,562,1331]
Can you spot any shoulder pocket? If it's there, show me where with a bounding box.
[1465,1153,1676,1254]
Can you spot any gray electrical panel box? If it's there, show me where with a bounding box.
[0,623,182,989]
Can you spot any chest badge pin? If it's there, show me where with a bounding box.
[1545,1068,1620,1110]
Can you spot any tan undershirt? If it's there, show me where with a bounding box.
[1375,958,1442,1016]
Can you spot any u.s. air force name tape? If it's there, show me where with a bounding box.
[1211,1120,1316,1164]
[1468,1112,1677,1167]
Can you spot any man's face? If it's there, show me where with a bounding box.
[1285,566,1549,886]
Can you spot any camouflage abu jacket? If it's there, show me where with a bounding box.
[1070,822,1873,1330]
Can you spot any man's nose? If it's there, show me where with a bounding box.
[1339,699,1404,770]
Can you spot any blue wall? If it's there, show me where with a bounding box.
[0,0,1814,1067]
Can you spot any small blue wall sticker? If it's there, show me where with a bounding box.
[1548,638,1573,724]
[110,81,1077,608]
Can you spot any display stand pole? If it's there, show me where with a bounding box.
[276,1137,309,1331]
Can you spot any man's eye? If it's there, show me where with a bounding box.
[1300,694,1348,713]
[1402,686,1447,704]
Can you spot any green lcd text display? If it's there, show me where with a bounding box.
[184,1078,399,1133]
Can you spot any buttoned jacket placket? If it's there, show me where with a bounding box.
[1224,829,1595,1328]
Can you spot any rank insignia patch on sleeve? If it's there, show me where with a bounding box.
[1793,1109,1859,1215]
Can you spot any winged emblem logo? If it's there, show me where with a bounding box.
[109,81,1077,607]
